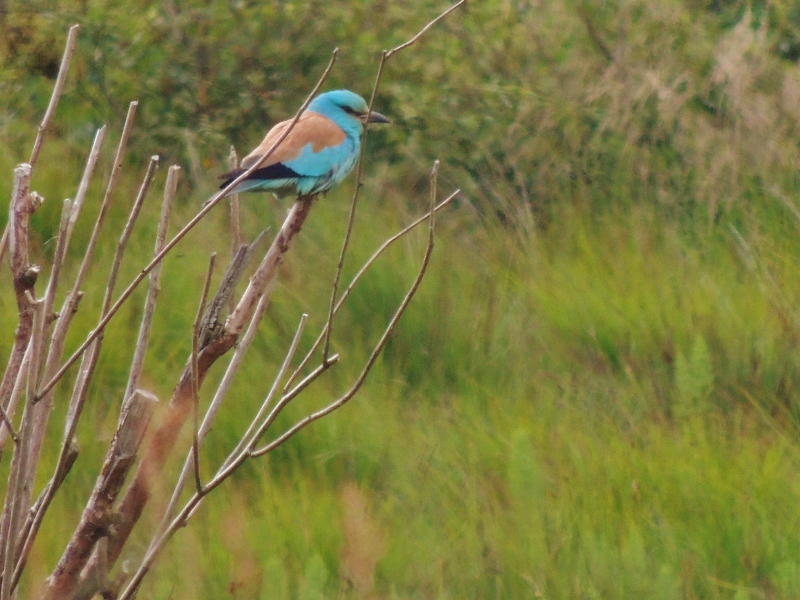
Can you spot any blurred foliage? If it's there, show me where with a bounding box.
[5,0,800,598]
[4,0,800,221]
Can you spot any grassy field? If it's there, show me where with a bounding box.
[4,1,800,598]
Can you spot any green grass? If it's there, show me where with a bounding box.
[7,161,800,598]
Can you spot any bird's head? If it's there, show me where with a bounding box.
[309,90,390,129]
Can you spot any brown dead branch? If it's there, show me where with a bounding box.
[42,390,157,600]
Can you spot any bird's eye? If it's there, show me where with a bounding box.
[342,106,359,116]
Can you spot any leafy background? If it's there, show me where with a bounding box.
[4,0,800,598]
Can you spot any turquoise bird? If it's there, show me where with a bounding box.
[220,90,389,196]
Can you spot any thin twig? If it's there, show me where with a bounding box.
[321,0,465,362]
[385,1,465,58]
[124,165,178,401]
[286,189,459,391]
[220,314,308,472]
[228,147,242,293]
[254,160,439,458]
[119,354,339,600]
[0,226,8,268]
[0,299,43,600]
[67,126,107,243]
[191,254,216,494]
[29,24,79,168]
[0,344,31,453]
[153,292,271,543]
[35,49,339,404]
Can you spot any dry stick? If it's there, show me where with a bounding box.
[0,344,31,453]
[285,189,459,391]
[153,292,272,543]
[103,194,318,581]
[0,226,8,271]
[67,127,108,247]
[0,166,40,421]
[35,50,339,406]
[1,299,44,600]
[9,157,161,592]
[43,390,158,600]
[29,24,79,168]
[119,159,440,598]
[0,164,42,592]
[123,165,178,401]
[254,162,440,459]
[219,314,308,473]
[41,198,72,342]
[228,146,242,263]
[321,0,465,364]
[15,126,106,435]
[227,147,242,314]
[190,254,217,494]
[119,355,337,600]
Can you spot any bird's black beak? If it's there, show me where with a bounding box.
[366,110,390,124]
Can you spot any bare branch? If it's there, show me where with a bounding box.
[67,126,107,244]
[322,0,465,362]
[191,254,217,494]
[1,299,44,600]
[7,154,158,596]
[42,390,158,600]
[17,106,140,572]
[118,158,445,592]
[123,165,178,401]
[385,1,465,58]
[254,161,440,459]
[0,164,42,439]
[228,146,242,278]
[0,226,8,269]
[286,189,459,391]
[0,344,31,454]
[29,24,79,168]
[220,314,308,472]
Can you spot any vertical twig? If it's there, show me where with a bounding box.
[1,299,43,600]
[29,24,79,169]
[228,146,242,261]
[123,165,179,401]
[190,254,217,493]
[321,0,466,363]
